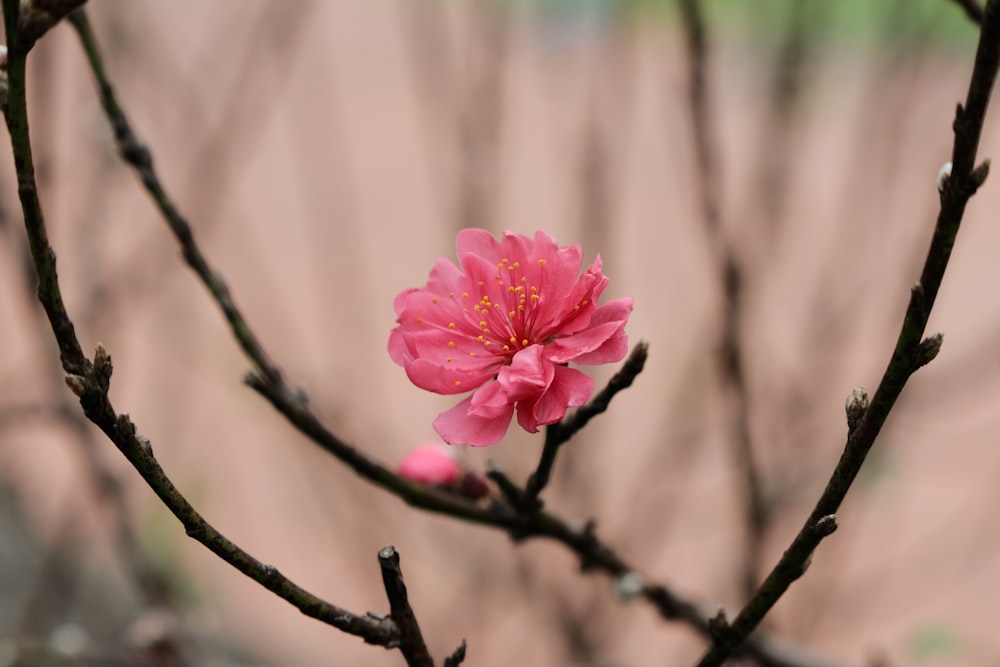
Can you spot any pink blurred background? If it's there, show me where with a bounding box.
[1,1,999,665]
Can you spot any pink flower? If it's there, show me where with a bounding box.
[389,228,633,446]
[398,444,461,486]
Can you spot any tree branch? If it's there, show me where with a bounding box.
[2,0,400,650]
[65,7,871,667]
[695,1,1000,663]
[679,0,768,598]
[378,546,436,667]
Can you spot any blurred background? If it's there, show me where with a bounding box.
[1,0,999,665]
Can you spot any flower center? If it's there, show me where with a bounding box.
[464,257,545,356]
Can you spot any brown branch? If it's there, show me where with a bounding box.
[695,0,1000,663]
[378,546,436,667]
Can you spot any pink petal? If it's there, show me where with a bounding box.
[532,259,607,340]
[469,381,515,419]
[497,345,554,402]
[568,298,633,365]
[394,290,473,335]
[434,393,514,447]
[516,365,593,432]
[457,228,502,261]
[425,257,466,296]
[405,358,495,395]
[404,328,504,373]
[388,327,415,366]
[393,287,420,317]
[545,298,633,364]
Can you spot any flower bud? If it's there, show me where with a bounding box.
[398,444,461,487]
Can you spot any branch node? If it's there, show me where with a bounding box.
[814,514,838,537]
[614,571,645,602]
[844,385,869,434]
[915,332,944,369]
[64,373,87,397]
[485,460,536,512]
[116,413,153,456]
[93,342,112,388]
[707,607,730,641]
[971,158,991,192]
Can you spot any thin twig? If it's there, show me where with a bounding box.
[67,8,284,389]
[695,0,1000,663]
[378,546,435,667]
[524,341,649,505]
[1,0,398,648]
[443,640,468,667]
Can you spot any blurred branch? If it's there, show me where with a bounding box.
[67,8,283,389]
[454,5,509,234]
[950,0,985,23]
[678,0,768,598]
[695,0,1000,663]
[2,0,401,650]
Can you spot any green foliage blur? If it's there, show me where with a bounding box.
[515,0,979,50]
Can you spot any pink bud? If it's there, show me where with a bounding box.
[398,444,461,486]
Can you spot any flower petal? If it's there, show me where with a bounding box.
[405,358,494,395]
[434,393,514,446]
[545,297,633,365]
[515,365,593,432]
[469,380,515,419]
[567,298,633,365]
[497,345,554,402]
